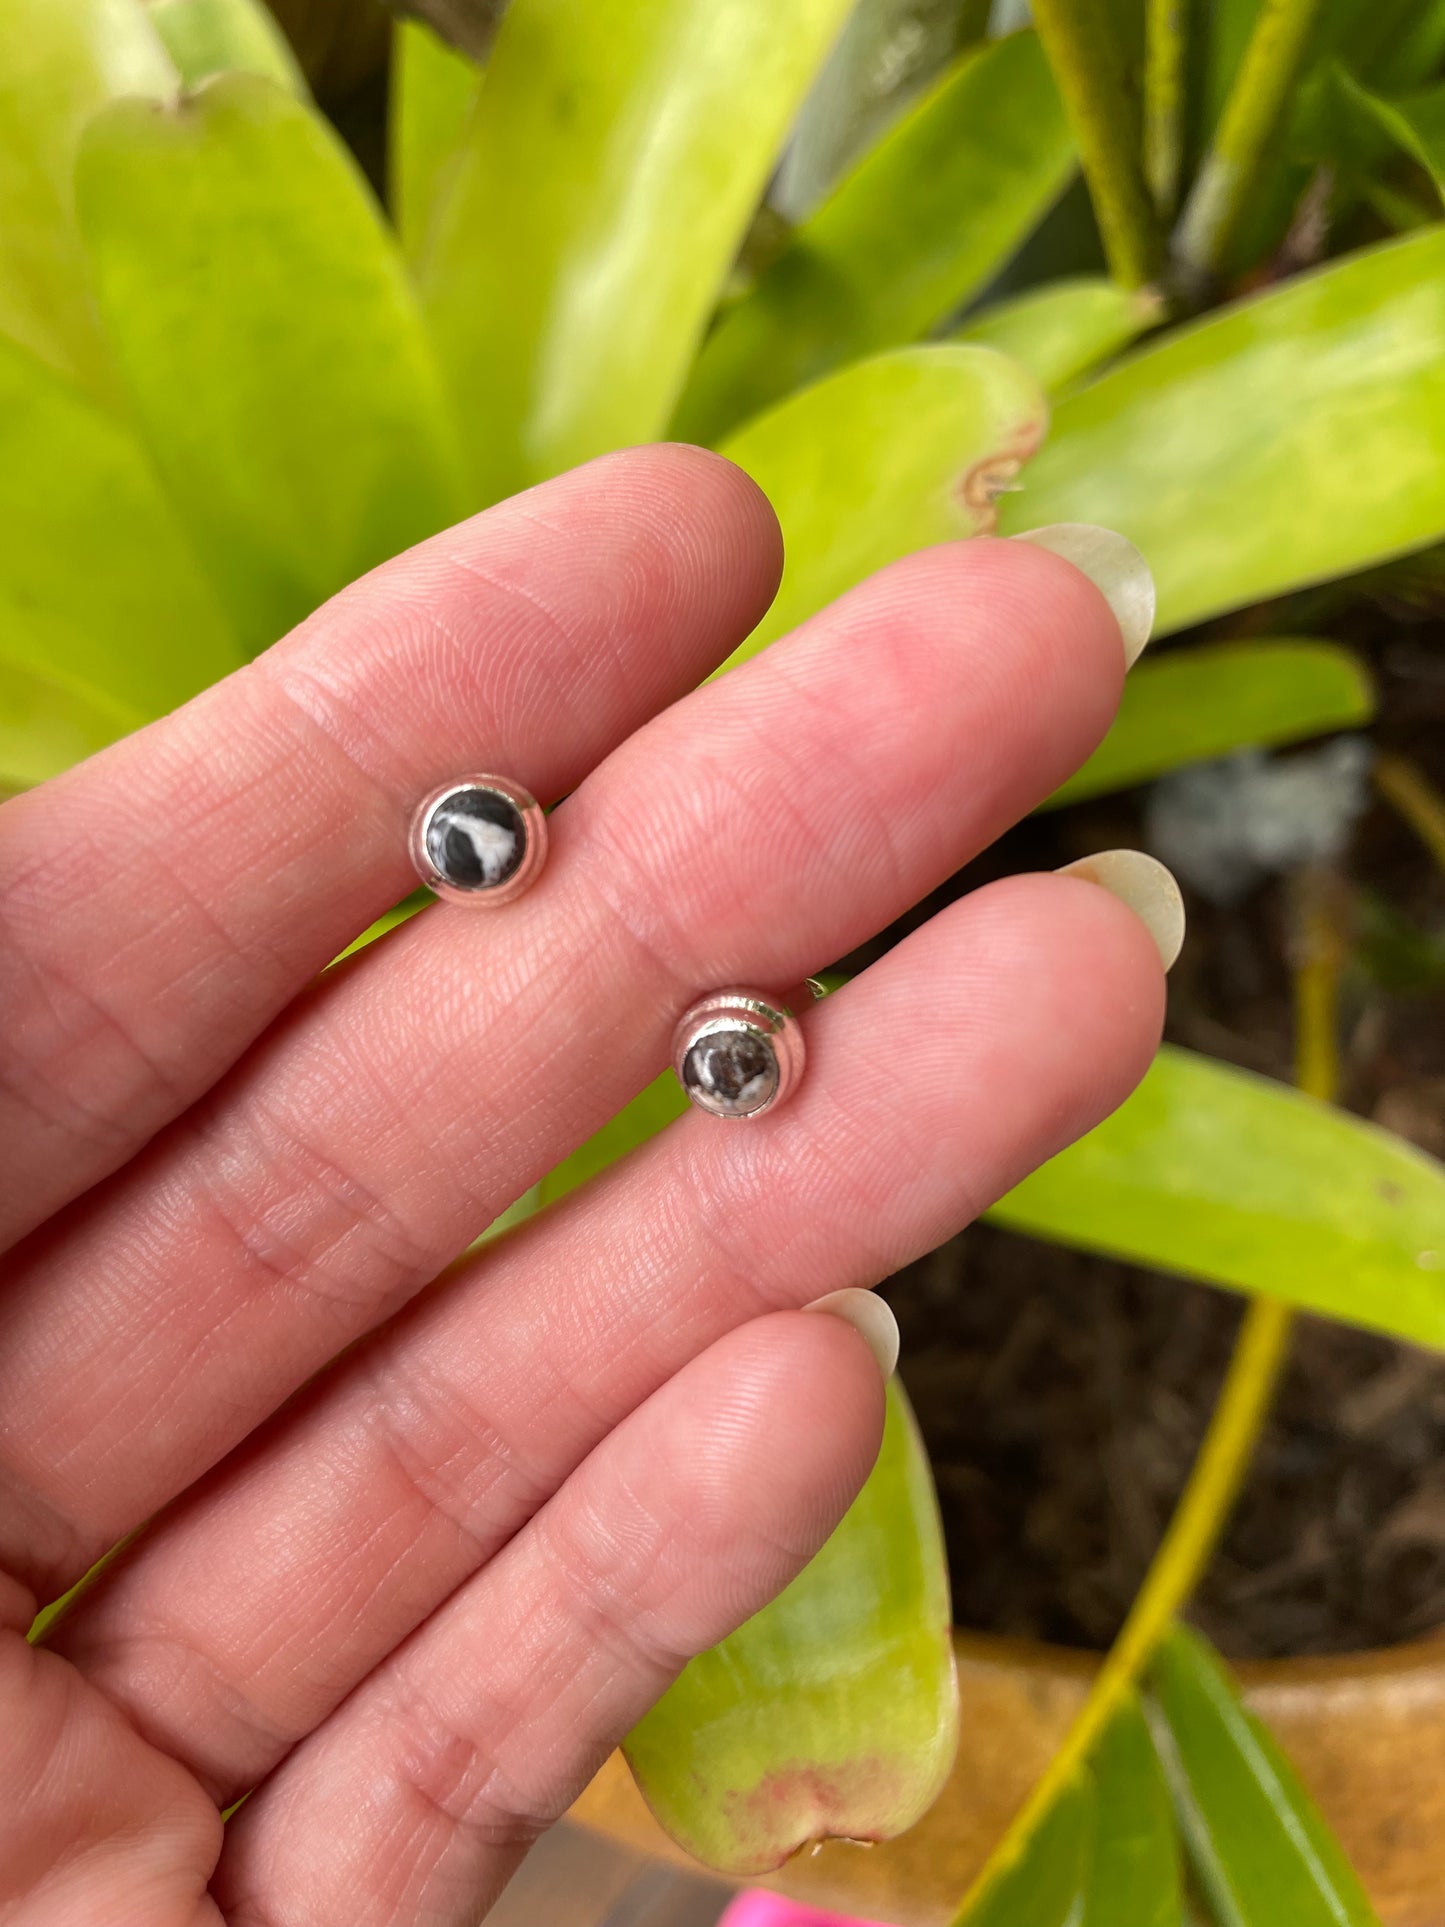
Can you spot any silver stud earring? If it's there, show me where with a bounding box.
[671,988,808,1120]
[410,775,547,906]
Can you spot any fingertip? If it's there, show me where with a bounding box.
[597,440,784,614]
[804,1286,899,1380]
[971,533,1133,679]
[785,536,1127,797]
[1011,867,1170,1096]
[720,1310,888,1539]
[1055,848,1185,971]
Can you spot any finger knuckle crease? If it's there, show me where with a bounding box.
[187,1105,440,1321]
[389,1697,552,1850]
[358,1359,553,1561]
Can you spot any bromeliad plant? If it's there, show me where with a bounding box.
[7,0,1445,1916]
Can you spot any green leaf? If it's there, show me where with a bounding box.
[1372,0,1445,91]
[0,647,146,791]
[1336,69,1445,198]
[998,228,1445,635]
[1082,1693,1182,1927]
[989,1045,1445,1353]
[717,344,1047,667]
[954,276,1162,395]
[389,17,479,264]
[771,0,971,220]
[421,0,855,502]
[1150,1626,1382,1927]
[539,1072,688,1207]
[956,1694,1178,1927]
[672,31,1075,447]
[1044,640,1375,808]
[0,332,241,716]
[624,1380,958,1876]
[960,1772,1094,1926]
[144,0,307,94]
[77,74,466,657]
[0,0,174,396]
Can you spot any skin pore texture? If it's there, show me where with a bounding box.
[0,446,1166,1927]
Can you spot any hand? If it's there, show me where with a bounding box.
[0,446,1163,1926]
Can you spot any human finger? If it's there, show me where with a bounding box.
[0,536,1129,1597]
[211,1310,888,1927]
[0,444,781,1245]
[50,871,1164,1798]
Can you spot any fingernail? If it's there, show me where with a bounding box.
[1056,848,1185,970]
[805,1288,899,1381]
[1011,523,1155,667]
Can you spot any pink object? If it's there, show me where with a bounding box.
[718,1892,899,1927]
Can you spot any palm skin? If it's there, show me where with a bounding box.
[0,446,1162,1926]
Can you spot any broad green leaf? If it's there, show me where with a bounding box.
[990,1045,1445,1352]
[673,31,1074,447]
[1150,1626,1382,1927]
[771,0,970,220]
[145,0,306,93]
[389,17,480,264]
[1044,640,1375,809]
[1082,1693,1181,1927]
[0,332,240,716]
[956,1694,1177,1927]
[0,649,146,792]
[959,1773,1094,1926]
[77,74,466,657]
[955,277,1162,395]
[540,1072,688,1207]
[718,344,1048,666]
[998,228,1445,634]
[625,1381,958,1876]
[0,0,174,396]
[1337,70,1445,198]
[422,0,855,501]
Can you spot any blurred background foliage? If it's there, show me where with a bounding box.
[9,0,1445,1918]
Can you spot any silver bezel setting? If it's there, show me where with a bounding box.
[409,773,548,907]
[670,989,806,1120]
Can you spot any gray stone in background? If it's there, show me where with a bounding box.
[1145,738,1376,905]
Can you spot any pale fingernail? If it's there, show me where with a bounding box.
[1056,848,1185,971]
[1011,522,1155,667]
[805,1288,899,1381]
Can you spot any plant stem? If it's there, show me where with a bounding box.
[1173,0,1324,280]
[1030,0,1164,290]
[1290,863,1350,1103]
[952,874,1346,1922]
[950,1296,1293,1919]
[1144,0,1186,217]
[1375,753,1445,875]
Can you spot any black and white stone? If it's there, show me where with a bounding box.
[680,1024,780,1118]
[424,784,527,893]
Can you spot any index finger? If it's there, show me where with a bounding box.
[0,445,781,1247]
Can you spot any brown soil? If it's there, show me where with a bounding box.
[885,1239,1445,1658]
[869,596,1445,1659]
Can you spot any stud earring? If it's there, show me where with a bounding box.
[410,775,547,906]
[671,988,808,1120]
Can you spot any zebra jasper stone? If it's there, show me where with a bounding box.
[424,785,527,892]
[680,1025,780,1118]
